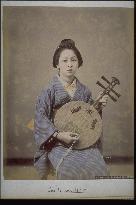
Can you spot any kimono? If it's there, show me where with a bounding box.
[34,75,109,179]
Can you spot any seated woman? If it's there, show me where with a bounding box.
[34,39,109,180]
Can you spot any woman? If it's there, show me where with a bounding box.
[34,39,109,180]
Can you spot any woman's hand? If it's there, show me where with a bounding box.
[56,131,80,145]
[97,91,108,108]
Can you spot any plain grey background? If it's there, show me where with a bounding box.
[3,6,134,159]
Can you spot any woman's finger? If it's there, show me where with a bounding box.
[100,95,108,103]
[70,132,79,137]
[72,136,80,141]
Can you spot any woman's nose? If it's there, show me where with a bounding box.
[67,61,72,67]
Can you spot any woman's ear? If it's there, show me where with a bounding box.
[56,65,60,74]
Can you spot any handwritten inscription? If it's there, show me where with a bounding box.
[48,185,87,193]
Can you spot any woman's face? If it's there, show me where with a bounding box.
[57,49,79,79]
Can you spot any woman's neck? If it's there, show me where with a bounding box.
[59,75,75,85]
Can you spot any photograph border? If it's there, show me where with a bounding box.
[1,0,134,199]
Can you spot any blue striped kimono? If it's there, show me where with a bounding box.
[34,75,109,179]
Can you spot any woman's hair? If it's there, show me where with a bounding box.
[53,39,83,68]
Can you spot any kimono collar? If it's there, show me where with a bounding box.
[57,75,77,90]
[52,75,82,100]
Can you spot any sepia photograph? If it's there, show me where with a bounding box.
[1,0,134,199]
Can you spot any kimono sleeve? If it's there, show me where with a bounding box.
[34,88,58,149]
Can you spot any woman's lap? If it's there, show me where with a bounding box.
[48,146,109,180]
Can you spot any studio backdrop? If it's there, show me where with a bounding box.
[3,6,134,161]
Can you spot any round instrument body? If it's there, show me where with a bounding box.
[54,101,102,150]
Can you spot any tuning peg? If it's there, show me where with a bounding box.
[107,93,117,102]
[101,76,110,84]
[96,81,106,89]
[111,89,121,98]
[101,76,121,97]
[112,77,120,85]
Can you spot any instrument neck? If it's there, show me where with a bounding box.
[93,95,104,110]
[93,81,117,109]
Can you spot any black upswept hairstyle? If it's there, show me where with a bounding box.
[53,39,83,68]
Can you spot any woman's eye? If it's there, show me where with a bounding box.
[62,59,77,63]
